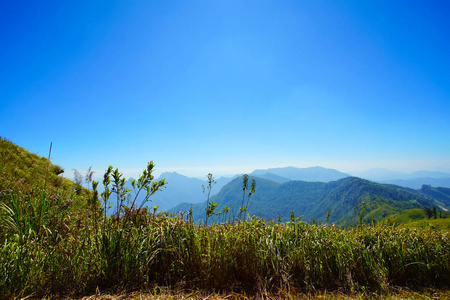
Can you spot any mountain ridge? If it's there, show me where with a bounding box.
[144,167,450,212]
[170,175,449,226]
[251,166,350,182]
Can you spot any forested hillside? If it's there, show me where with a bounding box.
[171,175,448,226]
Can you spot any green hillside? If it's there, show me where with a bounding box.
[0,138,93,244]
[382,208,428,224]
[310,177,438,226]
[399,218,450,229]
[0,137,81,195]
[381,207,450,228]
[419,185,450,207]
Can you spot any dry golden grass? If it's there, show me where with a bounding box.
[77,287,450,300]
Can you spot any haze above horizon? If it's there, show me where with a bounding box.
[1,1,449,179]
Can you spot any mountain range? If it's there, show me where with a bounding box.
[251,166,350,182]
[3,139,449,227]
[127,167,350,211]
[170,175,450,226]
[145,166,450,212]
[125,166,352,211]
[156,167,450,212]
[93,165,450,218]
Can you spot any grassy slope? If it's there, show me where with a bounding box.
[0,137,83,196]
[0,137,91,241]
[382,208,450,229]
[383,208,429,224]
[400,218,450,230]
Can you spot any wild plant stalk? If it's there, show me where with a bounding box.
[85,166,94,190]
[129,161,167,216]
[238,175,256,221]
[221,205,230,223]
[44,142,52,192]
[100,165,113,221]
[203,173,216,225]
[111,167,130,221]
[239,174,248,221]
[244,179,256,214]
[359,201,366,227]
[73,169,83,194]
[326,209,331,226]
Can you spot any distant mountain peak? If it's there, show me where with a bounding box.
[351,169,450,187]
[159,171,185,178]
[252,172,291,183]
[251,166,349,182]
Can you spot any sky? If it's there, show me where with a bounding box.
[1,0,449,180]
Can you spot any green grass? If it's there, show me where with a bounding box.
[399,218,450,230]
[381,208,450,229]
[1,188,449,298]
[382,208,428,224]
[0,136,83,196]
[1,140,449,298]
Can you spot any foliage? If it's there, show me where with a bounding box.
[203,173,216,225]
[238,174,256,221]
[1,197,449,298]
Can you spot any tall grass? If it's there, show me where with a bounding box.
[1,162,449,298]
[1,198,449,298]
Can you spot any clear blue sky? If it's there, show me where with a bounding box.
[1,0,449,179]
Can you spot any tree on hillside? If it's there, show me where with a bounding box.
[423,207,433,219]
[432,207,437,219]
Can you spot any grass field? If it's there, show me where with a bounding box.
[1,145,449,299]
[1,187,449,298]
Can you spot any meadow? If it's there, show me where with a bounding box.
[0,141,449,299]
[1,171,449,299]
